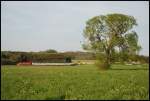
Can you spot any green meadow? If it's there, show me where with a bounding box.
[1,64,149,100]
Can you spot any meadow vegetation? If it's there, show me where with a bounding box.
[1,64,149,100]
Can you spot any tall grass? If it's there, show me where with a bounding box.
[1,64,149,100]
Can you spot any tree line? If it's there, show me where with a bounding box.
[1,50,149,65]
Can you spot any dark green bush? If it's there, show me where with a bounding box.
[95,53,110,70]
[95,60,110,70]
[1,59,17,65]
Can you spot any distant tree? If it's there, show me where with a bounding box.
[43,49,57,53]
[137,55,149,64]
[1,51,9,59]
[18,53,31,62]
[82,13,141,69]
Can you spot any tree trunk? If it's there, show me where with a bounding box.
[105,49,111,69]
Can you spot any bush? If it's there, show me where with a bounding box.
[1,59,17,65]
[95,53,110,70]
[95,60,110,70]
[65,57,72,63]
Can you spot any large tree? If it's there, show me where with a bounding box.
[82,13,141,69]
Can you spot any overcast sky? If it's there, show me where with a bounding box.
[1,1,149,56]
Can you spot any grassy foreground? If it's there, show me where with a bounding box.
[1,64,149,100]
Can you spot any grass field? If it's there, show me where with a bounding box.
[1,64,149,100]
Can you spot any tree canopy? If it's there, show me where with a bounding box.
[82,13,141,69]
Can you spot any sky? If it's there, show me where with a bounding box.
[1,1,149,56]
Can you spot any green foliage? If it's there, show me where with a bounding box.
[95,53,110,69]
[65,57,72,63]
[82,13,141,69]
[129,55,149,64]
[105,14,137,34]
[1,51,21,65]
[1,64,149,100]
[1,51,148,65]
[95,60,110,70]
[18,53,31,62]
[1,59,17,65]
[30,53,66,63]
[1,51,96,65]
[40,49,58,53]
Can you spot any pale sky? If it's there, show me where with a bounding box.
[1,1,149,56]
